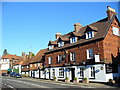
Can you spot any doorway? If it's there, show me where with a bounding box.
[71,68,75,81]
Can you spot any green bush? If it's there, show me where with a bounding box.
[74,77,77,80]
[53,76,57,79]
[65,77,69,80]
[83,77,87,80]
[109,78,113,82]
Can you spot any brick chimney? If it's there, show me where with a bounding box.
[29,52,32,59]
[22,52,26,59]
[106,6,116,20]
[55,32,62,39]
[26,55,29,59]
[74,23,82,32]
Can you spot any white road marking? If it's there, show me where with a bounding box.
[5,79,50,88]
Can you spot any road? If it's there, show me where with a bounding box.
[1,77,81,90]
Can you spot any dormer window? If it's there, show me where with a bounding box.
[70,37,77,43]
[86,31,94,39]
[48,45,54,50]
[58,41,64,47]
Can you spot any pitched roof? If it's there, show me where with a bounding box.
[21,58,30,65]
[58,37,69,41]
[48,41,57,45]
[46,15,119,54]
[2,54,22,60]
[29,49,47,64]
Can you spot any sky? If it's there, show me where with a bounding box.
[2,2,119,56]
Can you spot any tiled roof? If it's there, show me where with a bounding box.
[29,49,47,64]
[2,54,22,60]
[49,41,57,45]
[46,15,119,54]
[21,58,30,65]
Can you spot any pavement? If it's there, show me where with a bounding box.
[18,77,118,88]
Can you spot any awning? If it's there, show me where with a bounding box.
[7,68,12,72]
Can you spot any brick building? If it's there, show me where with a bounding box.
[44,6,120,82]
[29,49,47,78]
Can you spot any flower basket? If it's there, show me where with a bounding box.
[65,77,70,82]
[53,76,58,81]
[73,77,79,83]
[82,77,89,83]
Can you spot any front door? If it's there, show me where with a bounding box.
[71,68,75,81]
[39,69,41,78]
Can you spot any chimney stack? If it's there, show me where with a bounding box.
[55,32,62,39]
[29,52,32,59]
[74,23,82,32]
[106,6,116,20]
[26,55,29,59]
[22,52,26,59]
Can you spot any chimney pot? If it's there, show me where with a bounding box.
[106,6,116,20]
[55,32,62,39]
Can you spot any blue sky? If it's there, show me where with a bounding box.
[2,2,119,56]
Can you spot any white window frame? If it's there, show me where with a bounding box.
[38,63,40,66]
[52,69,55,77]
[48,45,54,50]
[86,31,94,39]
[112,27,120,36]
[58,41,64,47]
[90,67,95,78]
[35,63,37,67]
[80,67,84,78]
[87,49,94,59]
[70,52,76,61]
[48,57,52,65]
[58,55,63,63]
[70,37,77,43]
[59,68,64,77]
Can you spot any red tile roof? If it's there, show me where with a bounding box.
[29,49,47,64]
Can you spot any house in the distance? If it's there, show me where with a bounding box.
[44,6,120,82]
[0,54,22,75]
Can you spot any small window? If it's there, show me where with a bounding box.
[86,31,94,39]
[57,55,63,63]
[90,67,95,78]
[80,67,84,78]
[59,68,64,77]
[87,49,94,59]
[70,52,76,61]
[35,63,37,67]
[52,69,55,77]
[58,41,64,47]
[48,57,52,65]
[112,27,119,36]
[38,63,40,66]
[27,66,29,68]
[48,45,54,50]
[70,37,77,43]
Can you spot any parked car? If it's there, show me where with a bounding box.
[2,73,8,76]
[10,72,16,77]
[13,73,22,78]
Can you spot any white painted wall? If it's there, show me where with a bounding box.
[0,59,10,70]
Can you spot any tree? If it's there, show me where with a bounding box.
[3,49,8,55]
[32,53,35,56]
